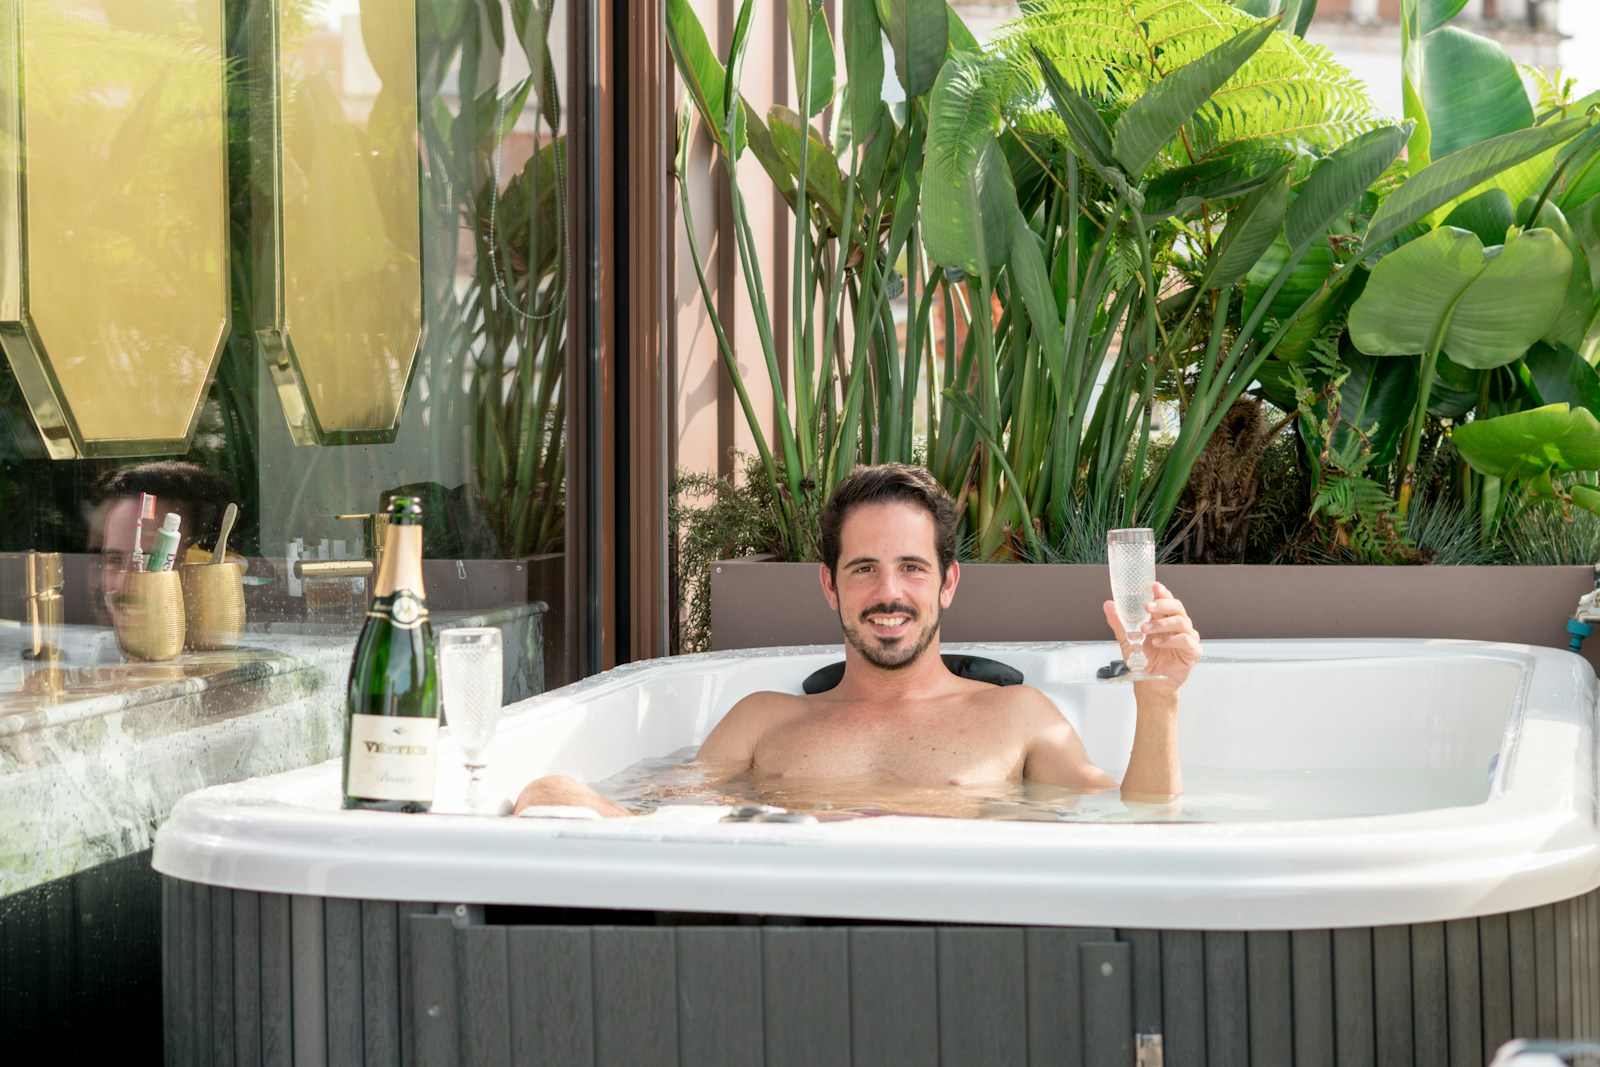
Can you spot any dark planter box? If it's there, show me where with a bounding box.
[711,561,1600,674]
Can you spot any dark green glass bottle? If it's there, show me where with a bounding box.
[342,496,440,812]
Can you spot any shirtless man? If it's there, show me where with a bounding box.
[514,464,1202,817]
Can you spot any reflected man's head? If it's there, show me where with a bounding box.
[87,461,231,615]
[818,464,960,671]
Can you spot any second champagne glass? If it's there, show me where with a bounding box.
[439,627,504,812]
[1106,528,1166,682]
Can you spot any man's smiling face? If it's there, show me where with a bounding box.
[821,500,958,671]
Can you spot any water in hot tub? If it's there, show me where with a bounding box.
[591,747,1492,823]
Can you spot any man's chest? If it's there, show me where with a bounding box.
[750,708,1024,785]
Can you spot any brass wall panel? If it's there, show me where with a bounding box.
[0,0,229,458]
[257,0,424,445]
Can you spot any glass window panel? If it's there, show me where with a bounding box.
[1,0,229,455]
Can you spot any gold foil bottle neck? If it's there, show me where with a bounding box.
[373,522,425,601]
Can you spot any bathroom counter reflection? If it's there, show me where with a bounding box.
[0,601,545,898]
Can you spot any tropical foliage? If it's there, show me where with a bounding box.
[668,0,1600,575]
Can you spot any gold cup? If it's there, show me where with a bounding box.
[113,570,186,661]
[181,562,246,650]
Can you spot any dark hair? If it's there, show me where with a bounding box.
[819,464,958,578]
[88,461,233,543]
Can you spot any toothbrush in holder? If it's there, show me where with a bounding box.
[129,493,155,573]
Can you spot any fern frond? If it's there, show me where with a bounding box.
[990,0,1381,169]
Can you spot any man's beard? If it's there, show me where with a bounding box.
[840,600,940,670]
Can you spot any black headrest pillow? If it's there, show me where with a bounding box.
[801,654,1024,694]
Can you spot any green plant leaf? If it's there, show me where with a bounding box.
[1112,15,1281,178]
[665,0,731,152]
[1422,28,1533,161]
[1555,123,1600,210]
[1526,342,1600,418]
[1517,199,1600,351]
[926,54,999,185]
[1573,484,1600,518]
[1008,212,1064,371]
[1325,348,1419,467]
[922,129,1015,277]
[1289,0,1318,36]
[1243,234,1335,326]
[1349,226,1573,368]
[1141,148,1294,222]
[743,105,798,203]
[1418,0,1469,35]
[844,0,885,141]
[1286,125,1409,251]
[1203,167,1291,290]
[1429,353,1480,418]
[768,106,851,234]
[1453,403,1600,482]
[1032,47,1123,194]
[788,0,837,119]
[1440,187,1515,246]
[882,0,948,99]
[946,1,981,54]
[723,0,757,150]
[1365,117,1591,251]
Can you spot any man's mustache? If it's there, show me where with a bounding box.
[860,602,917,622]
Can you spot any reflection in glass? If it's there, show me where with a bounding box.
[0,0,228,457]
[258,0,423,443]
[430,0,569,559]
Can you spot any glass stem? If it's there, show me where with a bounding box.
[1126,633,1147,672]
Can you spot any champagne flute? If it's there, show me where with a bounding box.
[1106,528,1166,682]
[439,627,504,813]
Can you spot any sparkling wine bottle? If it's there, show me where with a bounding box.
[341,496,440,812]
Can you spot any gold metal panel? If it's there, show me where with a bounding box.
[256,0,424,445]
[0,0,229,458]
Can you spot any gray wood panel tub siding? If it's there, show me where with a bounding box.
[161,881,1600,1067]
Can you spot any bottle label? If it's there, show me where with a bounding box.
[368,590,428,630]
[346,714,439,801]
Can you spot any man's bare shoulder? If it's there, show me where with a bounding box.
[969,682,1071,732]
[969,681,1059,711]
[714,688,814,732]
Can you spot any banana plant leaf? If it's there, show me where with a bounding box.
[1243,235,1335,327]
[1286,124,1410,250]
[878,0,948,99]
[1421,27,1532,161]
[1231,0,1316,34]
[787,0,836,119]
[843,0,884,139]
[1517,199,1600,352]
[923,62,1014,277]
[1453,403,1600,483]
[1324,348,1419,467]
[1111,15,1280,178]
[1416,0,1469,35]
[1428,352,1480,418]
[1349,225,1572,369]
[1141,147,1294,223]
[1440,188,1515,246]
[1525,342,1600,418]
[1201,168,1290,290]
[768,106,853,235]
[665,0,747,157]
[1364,117,1590,251]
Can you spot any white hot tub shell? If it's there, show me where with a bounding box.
[153,638,1600,931]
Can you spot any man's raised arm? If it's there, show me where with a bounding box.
[1102,581,1202,801]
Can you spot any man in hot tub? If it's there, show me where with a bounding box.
[515,463,1202,817]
